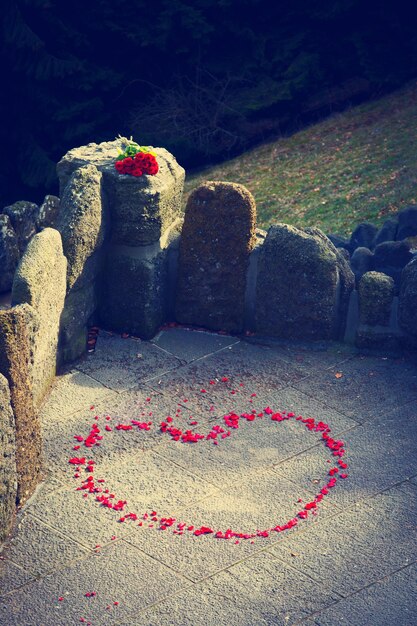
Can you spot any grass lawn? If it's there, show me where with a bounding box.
[183,81,417,236]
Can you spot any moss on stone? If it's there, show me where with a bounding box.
[12,229,67,406]
[358,271,394,326]
[57,141,185,247]
[57,164,107,290]
[100,245,168,338]
[255,224,341,339]
[399,258,417,337]
[0,373,17,543]
[175,181,257,333]
[0,305,42,505]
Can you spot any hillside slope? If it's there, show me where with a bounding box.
[183,82,417,236]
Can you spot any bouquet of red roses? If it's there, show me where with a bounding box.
[114,140,159,177]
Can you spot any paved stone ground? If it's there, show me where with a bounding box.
[1,328,417,626]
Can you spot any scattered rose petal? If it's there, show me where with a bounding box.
[69,378,348,544]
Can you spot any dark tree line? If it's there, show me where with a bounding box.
[1,0,416,206]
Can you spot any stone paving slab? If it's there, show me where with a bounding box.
[207,384,358,435]
[125,466,337,582]
[149,340,311,417]
[130,551,341,626]
[0,559,33,597]
[75,332,182,391]
[1,513,90,578]
[272,400,417,507]
[357,481,417,564]
[1,328,416,626]
[148,342,306,408]
[243,336,356,372]
[92,447,219,513]
[151,327,240,362]
[155,388,356,489]
[25,445,219,550]
[0,540,188,626]
[292,353,417,422]
[127,584,272,626]
[269,482,417,597]
[39,370,117,421]
[40,387,200,479]
[303,562,417,626]
[24,486,138,549]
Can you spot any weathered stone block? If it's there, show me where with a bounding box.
[0,373,17,543]
[355,326,402,352]
[350,246,374,282]
[175,181,257,333]
[100,244,169,339]
[336,248,355,338]
[0,215,19,293]
[358,272,395,326]
[373,241,413,270]
[396,205,417,241]
[399,258,417,338]
[57,139,185,246]
[255,224,343,339]
[0,305,42,505]
[57,164,107,290]
[3,201,39,254]
[349,222,378,252]
[37,194,60,230]
[12,229,67,406]
[373,217,398,247]
[60,283,98,342]
[59,324,88,365]
[304,227,354,339]
[327,233,350,250]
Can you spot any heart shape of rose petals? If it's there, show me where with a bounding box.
[68,378,348,543]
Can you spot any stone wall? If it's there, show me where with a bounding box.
[254,224,350,340]
[5,140,416,362]
[0,228,66,537]
[0,305,42,507]
[0,197,60,294]
[176,181,256,333]
[57,164,107,362]
[11,228,67,406]
[399,258,417,347]
[57,139,185,344]
[0,373,17,543]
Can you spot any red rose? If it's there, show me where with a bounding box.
[148,162,159,175]
[123,157,134,169]
[115,152,158,176]
[142,154,158,175]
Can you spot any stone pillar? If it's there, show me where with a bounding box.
[0,305,42,505]
[57,139,185,340]
[255,224,352,340]
[358,272,395,326]
[175,181,257,333]
[356,271,399,350]
[57,164,107,362]
[399,258,417,344]
[0,373,17,543]
[12,229,67,406]
[0,215,19,293]
[2,201,39,255]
